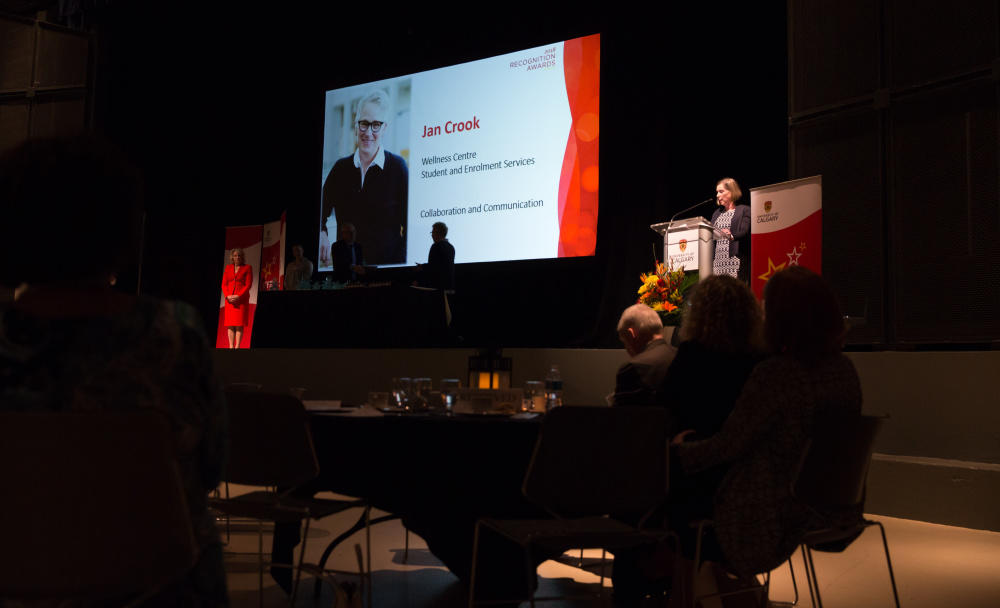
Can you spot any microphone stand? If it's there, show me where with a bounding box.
[669,197,716,226]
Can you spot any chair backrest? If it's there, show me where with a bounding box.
[794,414,884,509]
[522,406,669,521]
[223,389,319,488]
[0,410,198,600]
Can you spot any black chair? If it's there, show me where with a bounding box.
[685,415,901,608]
[793,414,901,608]
[209,390,370,607]
[687,520,774,608]
[0,411,198,606]
[468,406,674,607]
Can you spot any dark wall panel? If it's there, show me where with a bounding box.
[0,101,31,155]
[891,84,1000,341]
[0,18,34,91]
[790,0,880,114]
[890,0,998,87]
[36,26,89,88]
[792,111,885,344]
[29,97,86,139]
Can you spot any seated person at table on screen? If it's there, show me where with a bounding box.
[320,88,407,266]
[610,303,676,407]
[414,221,455,290]
[284,244,314,289]
[331,222,365,283]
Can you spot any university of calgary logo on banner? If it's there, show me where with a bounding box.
[764,200,772,213]
[679,239,687,252]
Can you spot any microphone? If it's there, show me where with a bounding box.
[669,197,716,225]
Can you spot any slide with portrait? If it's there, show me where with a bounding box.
[318,33,600,270]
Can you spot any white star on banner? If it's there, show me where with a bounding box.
[787,246,802,266]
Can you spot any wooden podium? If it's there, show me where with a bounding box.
[650,217,727,279]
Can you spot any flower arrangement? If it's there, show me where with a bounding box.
[636,260,699,325]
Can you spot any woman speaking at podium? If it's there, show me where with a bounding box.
[711,177,751,282]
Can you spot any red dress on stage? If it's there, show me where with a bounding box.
[221,264,253,327]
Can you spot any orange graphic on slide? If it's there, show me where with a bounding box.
[557,34,600,257]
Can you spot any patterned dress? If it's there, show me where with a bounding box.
[712,208,740,278]
[676,354,862,577]
[0,291,229,606]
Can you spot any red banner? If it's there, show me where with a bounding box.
[260,212,286,291]
[749,176,822,299]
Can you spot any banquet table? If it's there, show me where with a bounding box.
[300,410,549,597]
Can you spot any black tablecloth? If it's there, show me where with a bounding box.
[305,412,547,596]
[251,286,451,347]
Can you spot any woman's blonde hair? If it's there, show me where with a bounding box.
[716,177,742,202]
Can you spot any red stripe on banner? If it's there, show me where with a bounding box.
[750,209,822,299]
[556,34,600,257]
[260,219,283,292]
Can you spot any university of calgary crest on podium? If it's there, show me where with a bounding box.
[678,239,687,253]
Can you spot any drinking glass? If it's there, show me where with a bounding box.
[391,377,411,409]
[367,391,390,409]
[412,377,432,411]
[439,378,461,414]
[524,381,545,412]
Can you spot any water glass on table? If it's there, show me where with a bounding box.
[412,377,432,411]
[523,380,545,412]
[439,378,461,415]
[367,391,390,409]
[391,377,412,409]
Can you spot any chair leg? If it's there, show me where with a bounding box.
[468,522,482,608]
[597,548,607,597]
[257,519,264,608]
[290,518,311,606]
[803,545,824,608]
[354,543,366,608]
[871,521,902,608]
[691,520,707,608]
[224,482,231,545]
[798,546,814,608]
[404,528,410,563]
[523,545,536,608]
[365,505,373,608]
[759,571,771,608]
[786,553,799,606]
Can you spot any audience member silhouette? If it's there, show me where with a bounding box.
[670,266,861,602]
[611,303,677,407]
[612,275,762,605]
[0,135,229,606]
